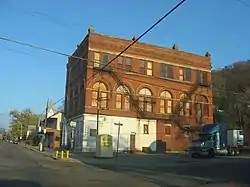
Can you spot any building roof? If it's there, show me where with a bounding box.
[83,27,211,60]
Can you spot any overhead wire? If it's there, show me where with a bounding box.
[1,0,249,111]
[0,33,249,109]
[86,0,188,82]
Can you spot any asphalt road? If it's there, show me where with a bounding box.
[73,152,250,187]
[0,141,158,187]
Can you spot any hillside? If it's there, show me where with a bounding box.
[212,60,250,130]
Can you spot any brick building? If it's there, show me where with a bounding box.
[64,27,213,152]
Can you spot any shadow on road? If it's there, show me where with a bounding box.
[0,180,42,187]
[73,153,250,185]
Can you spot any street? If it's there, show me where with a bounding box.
[0,141,157,187]
[72,152,250,187]
[1,141,249,187]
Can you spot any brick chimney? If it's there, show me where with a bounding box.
[172,44,179,50]
[205,52,211,58]
[88,26,94,33]
[132,35,138,41]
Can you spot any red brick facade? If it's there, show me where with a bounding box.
[65,28,213,151]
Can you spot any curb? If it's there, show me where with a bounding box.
[166,151,186,154]
[23,145,52,158]
[23,145,81,163]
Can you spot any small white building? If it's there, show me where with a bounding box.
[64,114,157,153]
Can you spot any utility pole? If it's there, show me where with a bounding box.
[96,87,100,136]
[114,122,123,161]
[40,99,49,152]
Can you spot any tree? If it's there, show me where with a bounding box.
[9,108,39,139]
[212,60,250,129]
[56,100,65,113]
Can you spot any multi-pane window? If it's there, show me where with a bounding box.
[94,53,100,67]
[124,96,130,110]
[140,61,153,76]
[115,85,130,110]
[143,124,149,134]
[117,57,123,65]
[147,62,153,76]
[196,71,208,85]
[117,57,132,71]
[102,53,109,67]
[179,94,191,116]
[160,64,173,79]
[139,88,152,112]
[195,95,209,119]
[140,61,146,74]
[125,57,132,71]
[179,68,191,82]
[159,91,172,114]
[91,82,108,108]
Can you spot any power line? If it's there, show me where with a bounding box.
[0,35,248,102]
[39,97,65,115]
[87,0,187,82]
[0,36,87,62]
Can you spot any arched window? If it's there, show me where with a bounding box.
[195,95,209,118]
[91,82,108,108]
[179,93,191,116]
[159,91,172,114]
[115,85,131,110]
[139,88,153,112]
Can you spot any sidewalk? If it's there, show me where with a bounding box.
[21,144,55,158]
[22,144,82,163]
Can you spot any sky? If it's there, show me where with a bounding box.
[0,0,249,128]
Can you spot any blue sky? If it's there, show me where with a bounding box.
[0,0,249,128]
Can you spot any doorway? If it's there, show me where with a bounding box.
[130,134,136,153]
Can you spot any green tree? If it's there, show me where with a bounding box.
[9,108,39,139]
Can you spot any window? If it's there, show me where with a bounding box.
[124,96,130,110]
[94,53,100,67]
[179,94,191,116]
[196,71,208,85]
[143,124,149,134]
[116,94,122,109]
[115,85,131,110]
[179,68,184,81]
[179,68,191,82]
[139,88,153,112]
[140,61,153,75]
[125,58,132,70]
[102,53,109,67]
[140,61,146,74]
[90,129,97,137]
[147,62,153,76]
[164,125,171,135]
[118,57,123,65]
[159,91,172,114]
[186,68,191,81]
[91,82,108,108]
[160,64,173,79]
[195,95,209,119]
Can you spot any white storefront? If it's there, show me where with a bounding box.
[68,114,157,152]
